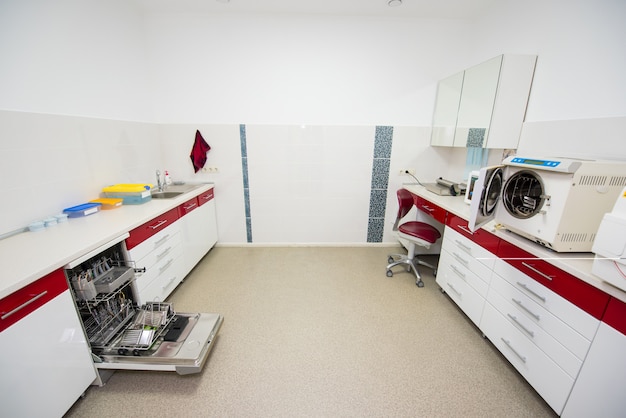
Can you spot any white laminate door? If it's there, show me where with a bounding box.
[562,323,626,418]
[0,290,96,417]
[181,197,218,277]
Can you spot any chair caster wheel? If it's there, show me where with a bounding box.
[387,256,394,264]
[416,280,424,288]
[386,270,393,277]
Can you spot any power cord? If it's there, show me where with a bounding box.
[404,170,425,186]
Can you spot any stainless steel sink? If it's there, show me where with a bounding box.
[151,191,184,199]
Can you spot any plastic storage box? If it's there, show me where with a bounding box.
[90,198,123,210]
[102,184,152,205]
[63,202,102,218]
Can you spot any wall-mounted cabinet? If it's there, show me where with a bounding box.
[430,54,537,149]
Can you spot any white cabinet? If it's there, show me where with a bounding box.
[125,208,185,305]
[431,54,537,149]
[430,71,463,147]
[0,269,97,417]
[179,188,218,278]
[562,298,626,417]
[484,259,600,414]
[436,226,495,326]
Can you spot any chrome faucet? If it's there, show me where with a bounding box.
[156,169,163,191]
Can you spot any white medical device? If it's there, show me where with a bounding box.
[592,187,626,291]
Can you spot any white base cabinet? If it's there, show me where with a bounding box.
[436,226,495,326]
[179,188,218,278]
[562,298,626,417]
[0,273,96,418]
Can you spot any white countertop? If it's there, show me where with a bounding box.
[403,184,626,303]
[0,183,214,300]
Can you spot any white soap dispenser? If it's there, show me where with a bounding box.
[164,170,172,186]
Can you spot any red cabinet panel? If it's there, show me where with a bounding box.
[497,240,610,319]
[126,207,179,250]
[603,297,626,336]
[412,194,447,224]
[446,213,501,254]
[197,188,214,207]
[178,196,199,217]
[0,269,68,333]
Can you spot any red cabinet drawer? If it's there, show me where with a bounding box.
[126,208,179,250]
[603,297,626,336]
[178,196,199,217]
[412,194,447,224]
[446,213,501,254]
[498,240,610,319]
[0,269,68,333]
[197,188,214,207]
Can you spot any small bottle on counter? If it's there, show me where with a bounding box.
[164,170,172,185]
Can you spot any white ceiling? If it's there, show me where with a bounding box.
[131,0,497,20]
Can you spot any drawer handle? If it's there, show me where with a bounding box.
[454,240,472,253]
[149,219,168,230]
[201,194,212,201]
[450,265,466,280]
[507,313,535,337]
[512,298,541,321]
[457,225,474,235]
[159,259,174,273]
[183,202,197,211]
[162,276,177,290]
[154,234,170,247]
[516,281,546,303]
[447,283,462,297]
[521,262,555,281]
[452,252,469,266]
[156,246,172,260]
[421,205,435,212]
[1,291,48,320]
[501,338,527,363]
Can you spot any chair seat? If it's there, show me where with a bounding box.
[398,221,441,244]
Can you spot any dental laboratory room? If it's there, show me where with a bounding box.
[1,0,626,417]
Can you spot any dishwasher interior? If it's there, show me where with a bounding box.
[64,235,223,384]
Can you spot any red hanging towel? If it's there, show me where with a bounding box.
[190,130,211,173]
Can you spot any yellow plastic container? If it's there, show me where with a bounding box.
[102,184,153,205]
[90,198,123,210]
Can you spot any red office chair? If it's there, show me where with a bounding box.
[386,189,441,287]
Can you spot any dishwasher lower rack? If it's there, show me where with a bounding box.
[92,302,176,355]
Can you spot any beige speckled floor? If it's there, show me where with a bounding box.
[65,246,556,417]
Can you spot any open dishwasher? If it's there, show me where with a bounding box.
[64,234,223,385]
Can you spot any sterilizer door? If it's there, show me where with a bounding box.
[468,165,504,232]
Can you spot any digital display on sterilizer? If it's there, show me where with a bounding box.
[510,157,561,167]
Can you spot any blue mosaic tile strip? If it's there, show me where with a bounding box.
[374,126,393,158]
[367,126,393,243]
[240,124,252,243]
[466,128,486,147]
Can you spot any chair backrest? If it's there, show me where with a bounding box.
[392,189,415,231]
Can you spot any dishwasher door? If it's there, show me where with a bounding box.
[94,312,223,375]
[65,234,223,382]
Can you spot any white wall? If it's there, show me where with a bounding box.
[0,0,625,243]
[143,12,472,126]
[0,0,153,121]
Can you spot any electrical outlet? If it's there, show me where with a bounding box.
[202,167,219,173]
[399,169,416,176]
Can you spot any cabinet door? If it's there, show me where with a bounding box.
[430,71,464,146]
[180,193,218,277]
[0,270,96,417]
[562,298,626,417]
[453,56,502,147]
